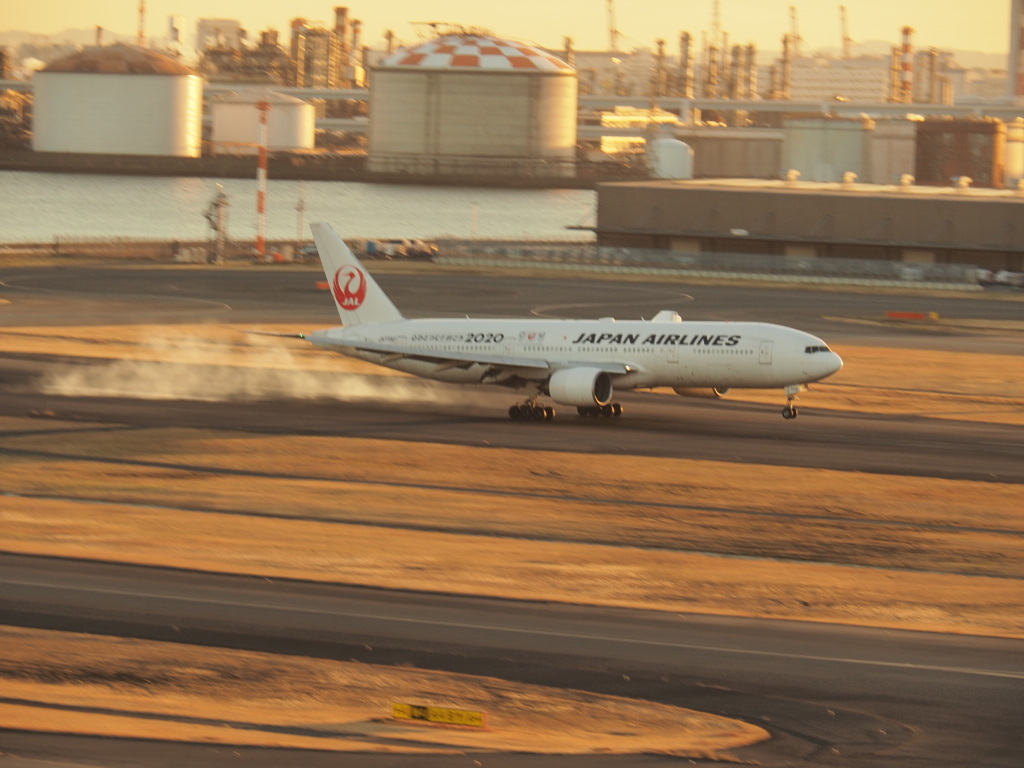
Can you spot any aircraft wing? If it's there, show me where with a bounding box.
[314,336,637,375]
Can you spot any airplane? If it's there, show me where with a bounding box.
[304,221,843,421]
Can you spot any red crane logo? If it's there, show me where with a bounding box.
[332,265,367,311]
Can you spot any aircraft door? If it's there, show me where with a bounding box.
[504,338,518,359]
[759,341,773,365]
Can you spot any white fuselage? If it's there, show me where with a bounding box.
[309,317,842,392]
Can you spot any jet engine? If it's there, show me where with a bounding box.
[673,386,730,399]
[548,367,613,406]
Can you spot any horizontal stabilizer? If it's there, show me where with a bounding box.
[246,330,306,340]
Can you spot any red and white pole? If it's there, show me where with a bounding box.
[256,99,270,261]
[900,26,914,104]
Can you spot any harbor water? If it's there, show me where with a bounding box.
[0,171,596,243]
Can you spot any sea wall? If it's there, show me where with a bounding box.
[0,149,641,189]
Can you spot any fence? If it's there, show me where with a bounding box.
[435,242,982,290]
[0,237,310,263]
[0,236,985,289]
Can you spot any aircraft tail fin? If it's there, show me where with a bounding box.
[311,221,404,326]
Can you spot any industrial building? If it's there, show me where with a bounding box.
[594,178,1024,273]
[31,44,202,157]
[788,56,893,102]
[3,2,1022,192]
[199,30,295,85]
[367,32,578,179]
[291,7,363,90]
[196,19,244,51]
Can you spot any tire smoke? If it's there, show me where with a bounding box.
[37,333,467,404]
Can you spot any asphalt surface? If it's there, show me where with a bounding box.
[1,264,1022,767]
[3,552,1023,768]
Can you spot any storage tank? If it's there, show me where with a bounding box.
[210,89,316,154]
[781,115,874,182]
[368,33,578,178]
[1005,118,1024,187]
[868,118,916,184]
[648,137,694,179]
[915,118,1007,188]
[33,44,202,157]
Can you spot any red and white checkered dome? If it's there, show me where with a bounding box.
[380,34,573,73]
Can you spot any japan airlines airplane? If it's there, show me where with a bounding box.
[307,221,843,421]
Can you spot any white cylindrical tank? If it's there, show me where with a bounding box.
[210,90,316,154]
[781,115,874,182]
[648,137,694,179]
[868,118,916,184]
[33,44,202,157]
[1005,118,1024,187]
[368,34,578,178]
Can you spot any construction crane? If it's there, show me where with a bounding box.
[711,0,722,48]
[839,5,854,59]
[137,0,146,47]
[607,0,621,52]
[789,5,803,58]
[410,21,489,39]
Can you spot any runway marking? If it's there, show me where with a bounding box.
[9,576,1024,682]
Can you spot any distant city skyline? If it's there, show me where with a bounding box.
[2,1,1011,55]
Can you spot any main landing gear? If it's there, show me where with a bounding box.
[507,399,625,421]
[508,400,555,421]
[577,403,623,418]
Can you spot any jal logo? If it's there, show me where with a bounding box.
[332,265,367,310]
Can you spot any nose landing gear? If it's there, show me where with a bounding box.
[782,384,804,419]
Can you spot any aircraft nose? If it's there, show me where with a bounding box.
[826,351,843,376]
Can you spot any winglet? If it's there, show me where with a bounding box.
[311,222,404,326]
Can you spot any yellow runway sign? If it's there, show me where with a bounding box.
[392,702,487,728]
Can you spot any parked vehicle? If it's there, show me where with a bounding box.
[366,238,438,260]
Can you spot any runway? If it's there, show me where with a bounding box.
[4,553,1022,768]
[1,383,1022,483]
[1,264,1022,766]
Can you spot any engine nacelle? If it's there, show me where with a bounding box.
[548,367,613,407]
[673,386,730,399]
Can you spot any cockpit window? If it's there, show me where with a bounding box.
[804,345,831,353]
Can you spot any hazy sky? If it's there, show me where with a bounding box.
[4,1,1012,54]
